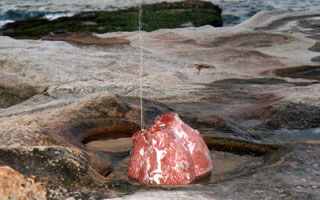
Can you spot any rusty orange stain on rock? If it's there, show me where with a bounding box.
[2,185,7,196]
[196,64,212,75]
[125,110,140,121]
[0,166,46,199]
[107,107,123,117]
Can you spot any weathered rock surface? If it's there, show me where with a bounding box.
[0,9,319,199]
[0,166,46,199]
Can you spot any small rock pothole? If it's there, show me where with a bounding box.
[86,137,133,153]
[0,83,42,108]
[0,73,45,108]
[77,119,140,177]
[68,116,285,187]
[97,135,286,187]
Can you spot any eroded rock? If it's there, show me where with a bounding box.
[0,8,319,200]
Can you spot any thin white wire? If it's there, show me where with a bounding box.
[138,1,144,130]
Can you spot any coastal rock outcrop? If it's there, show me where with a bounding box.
[0,8,319,199]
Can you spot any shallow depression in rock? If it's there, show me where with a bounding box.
[85,137,133,177]
[86,137,133,153]
[78,119,140,144]
[0,89,31,108]
[0,79,43,108]
[87,135,285,186]
[73,119,140,177]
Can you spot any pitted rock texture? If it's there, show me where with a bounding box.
[128,113,212,184]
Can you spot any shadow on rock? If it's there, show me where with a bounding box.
[271,65,320,81]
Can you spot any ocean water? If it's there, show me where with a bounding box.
[0,0,320,27]
[211,0,320,25]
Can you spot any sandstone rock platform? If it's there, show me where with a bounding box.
[0,9,319,199]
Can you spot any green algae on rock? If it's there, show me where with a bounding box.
[0,0,222,40]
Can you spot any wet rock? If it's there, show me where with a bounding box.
[271,66,320,81]
[261,102,320,129]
